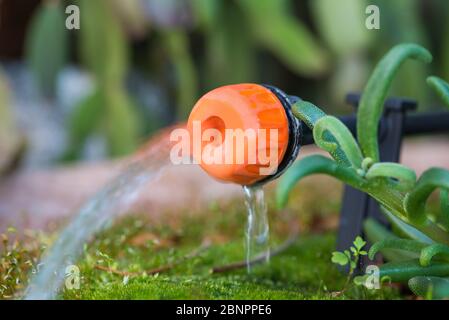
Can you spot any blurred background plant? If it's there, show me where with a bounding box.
[1,0,449,172]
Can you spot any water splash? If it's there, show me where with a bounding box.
[25,149,169,299]
[242,185,270,272]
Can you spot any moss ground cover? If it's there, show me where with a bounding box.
[1,178,403,299]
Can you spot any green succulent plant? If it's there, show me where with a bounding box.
[276,43,449,299]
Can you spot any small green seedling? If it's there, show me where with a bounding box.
[331,236,367,291]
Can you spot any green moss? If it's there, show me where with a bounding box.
[63,222,400,300]
[2,179,403,299]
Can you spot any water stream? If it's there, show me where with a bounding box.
[25,151,169,300]
[25,141,272,298]
[242,185,270,272]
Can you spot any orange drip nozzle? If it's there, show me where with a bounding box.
[187,83,301,186]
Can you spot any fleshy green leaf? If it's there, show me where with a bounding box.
[104,88,141,156]
[363,218,421,262]
[291,100,327,128]
[357,43,432,161]
[239,0,329,76]
[441,189,449,230]
[199,0,256,89]
[331,252,349,266]
[275,155,364,208]
[365,163,417,191]
[78,0,142,156]
[292,101,361,168]
[420,244,449,267]
[409,276,449,300]
[374,0,429,104]
[63,89,104,161]
[310,0,371,55]
[405,168,449,225]
[313,116,363,168]
[427,76,449,108]
[364,217,396,242]
[79,0,128,84]
[163,30,199,120]
[381,207,435,245]
[379,259,449,283]
[191,0,219,28]
[368,239,427,260]
[25,1,67,97]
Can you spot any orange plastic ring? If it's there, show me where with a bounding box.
[187,83,291,185]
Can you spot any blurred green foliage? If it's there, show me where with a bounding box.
[25,1,68,98]
[76,0,141,157]
[240,0,329,76]
[19,0,449,160]
[162,29,199,120]
[0,69,23,173]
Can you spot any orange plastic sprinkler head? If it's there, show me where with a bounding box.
[187,83,302,186]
